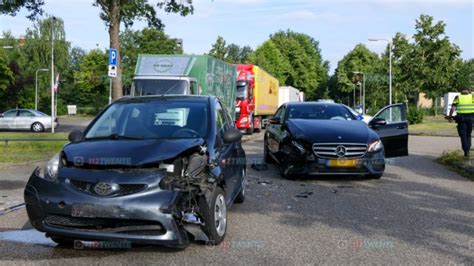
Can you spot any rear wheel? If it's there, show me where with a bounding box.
[199,187,227,245]
[31,122,44,132]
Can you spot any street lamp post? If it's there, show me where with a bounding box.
[50,16,56,133]
[35,69,49,111]
[352,71,365,114]
[369,38,392,106]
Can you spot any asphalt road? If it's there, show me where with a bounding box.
[0,134,472,264]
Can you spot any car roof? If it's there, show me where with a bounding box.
[116,95,215,104]
[286,101,342,107]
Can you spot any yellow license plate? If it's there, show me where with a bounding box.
[327,159,357,168]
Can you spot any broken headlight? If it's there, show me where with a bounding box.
[292,140,306,154]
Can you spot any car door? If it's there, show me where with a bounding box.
[266,105,287,156]
[17,110,36,129]
[0,110,18,129]
[215,100,238,202]
[369,104,408,158]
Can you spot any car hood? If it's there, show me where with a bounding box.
[63,138,205,167]
[287,119,376,144]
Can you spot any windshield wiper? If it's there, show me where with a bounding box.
[85,133,144,140]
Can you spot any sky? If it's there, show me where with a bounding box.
[1,0,472,72]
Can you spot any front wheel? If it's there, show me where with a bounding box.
[31,122,44,132]
[367,173,383,179]
[200,187,227,245]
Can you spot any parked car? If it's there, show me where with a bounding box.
[264,102,408,179]
[0,109,58,132]
[24,95,246,249]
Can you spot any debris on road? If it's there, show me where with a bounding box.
[331,189,338,194]
[296,191,314,198]
[251,163,268,171]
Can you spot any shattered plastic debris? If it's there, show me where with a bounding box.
[331,189,338,194]
[257,180,272,185]
[251,163,268,171]
[296,191,314,198]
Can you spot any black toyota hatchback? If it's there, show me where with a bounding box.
[24,95,246,249]
[264,102,408,179]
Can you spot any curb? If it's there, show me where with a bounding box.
[0,202,25,216]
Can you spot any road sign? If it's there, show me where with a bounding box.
[109,48,117,66]
[108,64,117,78]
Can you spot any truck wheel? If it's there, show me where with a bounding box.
[246,116,254,135]
[199,187,227,245]
[254,117,261,133]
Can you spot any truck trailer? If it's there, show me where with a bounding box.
[235,64,279,134]
[132,54,237,115]
[278,86,304,107]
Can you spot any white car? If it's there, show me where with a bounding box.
[0,109,58,132]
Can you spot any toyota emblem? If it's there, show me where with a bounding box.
[335,145,346,158]
[94,182,119,196]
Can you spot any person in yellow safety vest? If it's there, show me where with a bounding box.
[446,88,474,157]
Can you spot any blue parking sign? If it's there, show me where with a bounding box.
[109,49,117,66]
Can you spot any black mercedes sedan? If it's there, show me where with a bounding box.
[24,95,246,249]
[264,102,408,179]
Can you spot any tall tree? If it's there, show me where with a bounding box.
[208,35,228,60]
[0,0,44,20]
[0,49,14,93]
[93,0,193,100]
[249,40,290,85]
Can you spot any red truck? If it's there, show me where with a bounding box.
[235,64,279,134]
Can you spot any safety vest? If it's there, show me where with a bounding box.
[456,94,474,114]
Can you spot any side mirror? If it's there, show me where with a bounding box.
[223,127,242,144]
[68,130,83,143]
[369,117,387,127]
[269,117,281,124]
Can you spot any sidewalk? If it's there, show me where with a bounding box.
[0,161,45,214]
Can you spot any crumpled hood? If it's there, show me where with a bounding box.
[63,138,205,167]
[287,119,375,144]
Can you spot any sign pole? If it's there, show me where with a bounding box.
[109,78,112,104]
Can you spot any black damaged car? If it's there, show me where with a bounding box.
[24,95,246,249]
[264,102,408,179]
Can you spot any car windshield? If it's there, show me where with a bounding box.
[287,104,356,121]
[236,85,247,100]
[85,100,209,140]
[133,79,188,96]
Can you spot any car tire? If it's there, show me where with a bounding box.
[367,173,383,179]
[264,139,273,164]
[31,122,44,132]
[234,168,245,204]
[199,187,227,245]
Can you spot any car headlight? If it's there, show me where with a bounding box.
[368,140,383,152]
[292,140,306,154]
[43,153,60,182]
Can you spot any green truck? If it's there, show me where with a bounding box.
[132,54,237,115]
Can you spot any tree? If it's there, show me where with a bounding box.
[0,49,14,93]
[454,59,474,90]
[270,30,328,99]
[0,0,44,20]
[93,0,193,100]
[249,40,290,85]
[208,35,228,60]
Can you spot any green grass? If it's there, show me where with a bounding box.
[0,132,68,163]
[436,150,474,181]
[409,116,458,136]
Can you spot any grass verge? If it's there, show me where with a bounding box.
[0,132,68,163]
[409,116,457,136]
[436,150,474,181]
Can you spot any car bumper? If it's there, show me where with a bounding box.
[24,168,191,248]
[284,150,385,176]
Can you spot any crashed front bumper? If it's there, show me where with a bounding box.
[282,149,385,176]
[24,167,192,248]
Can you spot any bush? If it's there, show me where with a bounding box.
[407,105,424,125]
